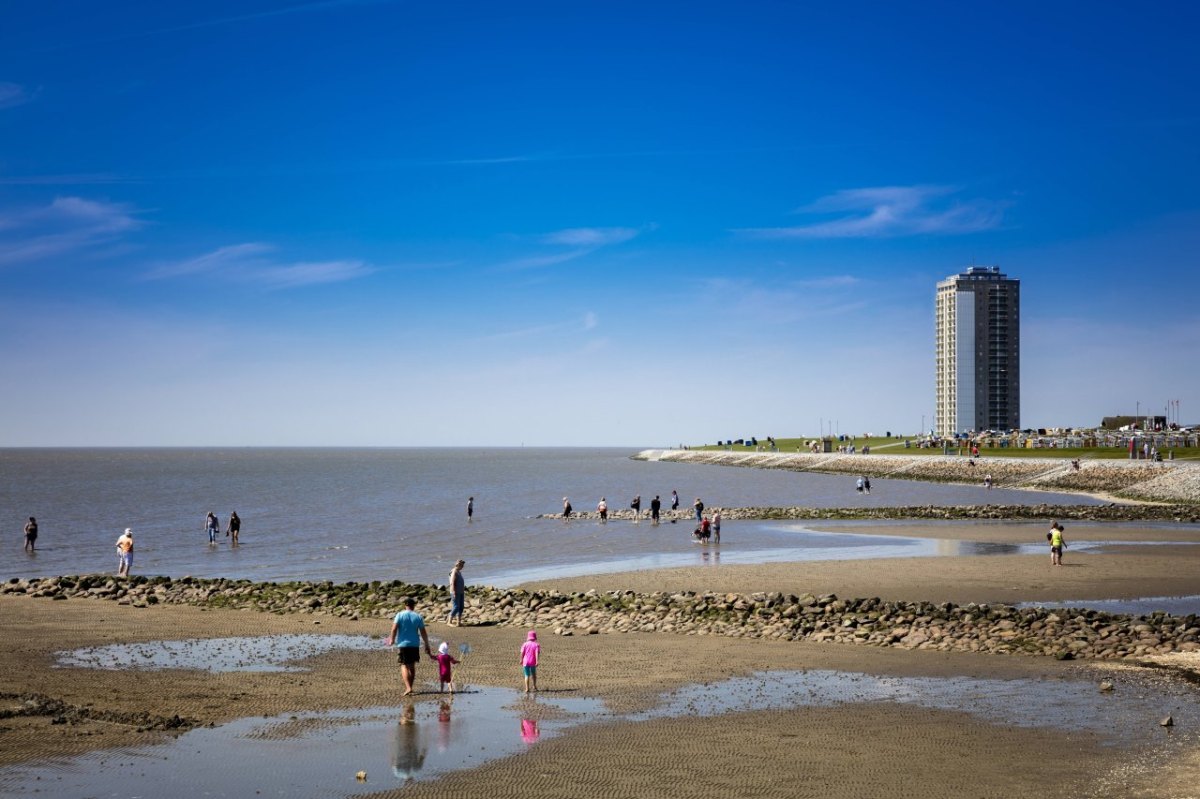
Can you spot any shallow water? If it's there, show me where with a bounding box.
[1021,595,1200,617]
[484,526,1200,586]
[56,634,381,673]
[0,688,607,798]
[0,447,1104,586]
[3,668,1195,798]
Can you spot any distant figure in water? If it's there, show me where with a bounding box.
[855,476,865,493]
[712,510,721,544]
[984,474,993,489]
[863,477,872,494]
[630,494,641,522]
[205,511,219,545]
[115,528,134,576]
[23,517,37,552]
[467,496,474,521]
[227,511,241,545]
[650,495,661,525]
[693,516,711,543]
[597,497,608,522]
[671,490,680,514]
[562,497,572,520]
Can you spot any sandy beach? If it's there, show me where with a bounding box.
[6,523,1200,799]
[523,521,1200,605]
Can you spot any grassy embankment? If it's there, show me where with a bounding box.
[695,436,1200,461]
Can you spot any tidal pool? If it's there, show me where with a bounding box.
[1021,595,1200,617]
[4,668,1196,798]
[55,634,380,673]
[484,524,1200,586]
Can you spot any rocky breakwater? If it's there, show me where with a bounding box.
[541,504,1200,522]
[7,575,1200,664]
[633,450,1200,504]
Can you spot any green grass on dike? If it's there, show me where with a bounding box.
[695,436,1200,461]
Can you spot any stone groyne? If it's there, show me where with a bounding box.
[633,450,1200,504]
[6,575,1198,663]
[540,503,1200,523]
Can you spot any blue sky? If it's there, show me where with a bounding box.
[2,1,1198,446]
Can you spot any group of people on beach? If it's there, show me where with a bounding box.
[558,491,723,543]
[386,563,541,698]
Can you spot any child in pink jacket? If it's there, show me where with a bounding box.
[435,641,460,693]
[519,630,540,693]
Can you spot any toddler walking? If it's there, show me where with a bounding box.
[520,630,540,693]
[435,642,460,693]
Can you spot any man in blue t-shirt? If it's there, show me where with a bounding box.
[387,597,433,695]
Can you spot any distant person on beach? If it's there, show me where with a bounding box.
[562,497,572,520]
[631,495,641,522]
[205,512,219,545]
[693,516,711,543]
[447,560,466,625]
[387,597,433,696]
[984,474,993,489]
[693,497,704,521]
[863,477,872,494]
[712,510,721,544]
[23,517,37,552]
[597,497,608,521]
[650,495,661,525]
[115,528,134,576]
[227,511,241,546]
[520,630,540,693]
[856,477,865,493]
[435,642,460,693]
[467,496,474,521]
[1048,522,1066,566]
[671,490,679,514]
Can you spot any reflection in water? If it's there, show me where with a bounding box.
[520,718,540,744]
[392,704,426,782]
[700,548,721,565]
[437,699,453,752]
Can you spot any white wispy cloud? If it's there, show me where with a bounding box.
[146,242,374,288]
[540,227,640,247]
[0,196,141,265]
[739,185,1007,239]
[499,225,650,270]
[0,82,31,110]
[500,250,593,270]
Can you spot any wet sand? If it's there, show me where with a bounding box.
[523,521,1200,605]
[2,577,1199,798]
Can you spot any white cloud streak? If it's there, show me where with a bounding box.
[0,196,142,266]
[146,242,374,288]
[739,185,1006,239]
[540,227,640,247]
[499,225,649,271]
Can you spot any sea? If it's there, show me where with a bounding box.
[0,447,1103,588]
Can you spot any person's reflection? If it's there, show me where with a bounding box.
[391,703,427,781]
[436,698,453,752]
[520,718,540,745]
[700,548,721,565]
